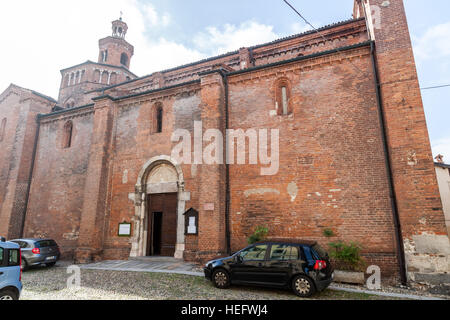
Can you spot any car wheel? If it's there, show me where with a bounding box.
[0,289,18,301]
[292,275,316,298]
[22,258,29,271]
[46,262,56,268]
[212,269,231,289]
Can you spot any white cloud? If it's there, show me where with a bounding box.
[194,21,279,56]
[143,3,171,27]
[291,22,314,34]
[413,22,450,61]
[0,0,199,98]
[0,1,281,100]
[432,137,450,161]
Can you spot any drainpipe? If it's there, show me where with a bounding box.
[370,41,407,285]
[217,69,232,255]
[20,114,41,238]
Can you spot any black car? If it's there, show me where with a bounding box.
[9,239,60,271]
[204,240,334,297]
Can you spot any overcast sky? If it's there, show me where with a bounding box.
[0,0,449,160]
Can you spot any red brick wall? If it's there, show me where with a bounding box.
[363,0,449,276]
[0,86,54,239]
[226,45,399,277]
[24,108,94,259]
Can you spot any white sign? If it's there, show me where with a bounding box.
[187,217,197,234]
[119,223,131,236]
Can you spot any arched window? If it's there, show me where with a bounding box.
[156,106,163,133]
[120,53,128,66]
[62,121,73,149]
[275,78,292,116]
[0,118,6,142]
[102,50,108,63]
[153,103,163,133]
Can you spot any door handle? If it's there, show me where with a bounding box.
[0,272,3,275]
[258,263,263,267]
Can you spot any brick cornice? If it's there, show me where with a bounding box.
[227,42,372,85]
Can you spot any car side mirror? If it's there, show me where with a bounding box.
[235,255,243,263]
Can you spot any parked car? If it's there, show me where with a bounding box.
[0,236,22,300]
[204,240,334,297]
[10,239,60,271]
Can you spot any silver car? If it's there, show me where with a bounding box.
[10,239,60,271]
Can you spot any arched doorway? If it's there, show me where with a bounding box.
[129,156,190,259]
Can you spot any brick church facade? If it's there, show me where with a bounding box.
[0,0,449,284]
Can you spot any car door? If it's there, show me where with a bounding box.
[230,244,269,284]
[264,244,301,286]
[0,246,6,288]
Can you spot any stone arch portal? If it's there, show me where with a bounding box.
[129,155,190,259]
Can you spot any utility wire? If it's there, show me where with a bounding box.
[281,0,368,76]
[282,0,450,94]
[421,84,450,91]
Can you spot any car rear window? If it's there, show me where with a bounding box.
[36,240,57,248]
[312,244,328,259]
[8,249,20,266]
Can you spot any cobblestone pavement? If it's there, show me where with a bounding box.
[19,260,447,300]
[21,266,401,300]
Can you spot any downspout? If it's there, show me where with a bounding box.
[218,69,232,255]
[20,114,41,238]
[370,41,407,285]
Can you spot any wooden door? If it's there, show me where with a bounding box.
[147,193,178,256]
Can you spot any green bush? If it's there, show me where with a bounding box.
[247,226,269,245]
[323,228,335,238]
[328,241,365,272]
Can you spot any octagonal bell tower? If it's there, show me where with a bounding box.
[98,17,134,69]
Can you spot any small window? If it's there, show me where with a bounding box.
[156,106,163,133]
[0,247,3,265]
[120,53,128,66]
[275,79,291,116]
[270,244,299,261]
[102,50,108,63]
[0,118,6,142]
[63,121,73,149]
[239,245,268,261]
[8,249,20,266]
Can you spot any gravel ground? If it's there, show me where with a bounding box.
[21,265,404,300]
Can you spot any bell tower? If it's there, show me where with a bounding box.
[98,17,134,69]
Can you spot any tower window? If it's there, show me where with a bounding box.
[63,121,73,149]
[102,50,108,63]
[120,53,128,66]
[0,118,6,142]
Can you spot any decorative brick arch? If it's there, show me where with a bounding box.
[129,155,190,259]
